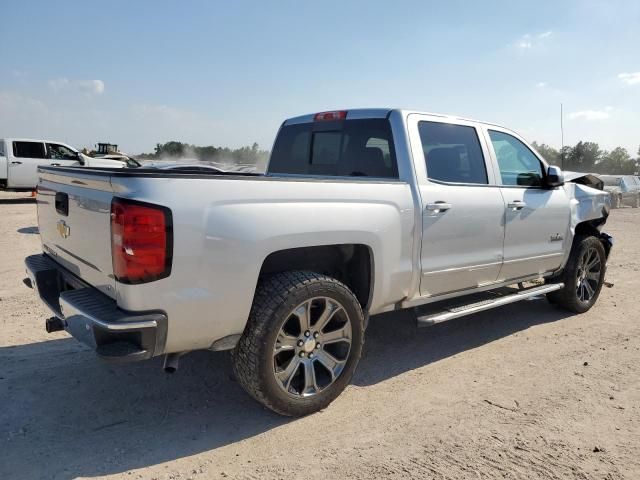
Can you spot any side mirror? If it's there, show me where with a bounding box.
[546,165,564,187]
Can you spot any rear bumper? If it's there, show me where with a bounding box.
[25,254,167,362]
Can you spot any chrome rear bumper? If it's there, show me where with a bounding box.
[25,254,167,362]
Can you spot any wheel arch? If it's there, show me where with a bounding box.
[574,219,612,259]
[258,244,375,311]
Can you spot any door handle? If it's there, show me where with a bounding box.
[426,201,452,212]
[51,163,61,166]
[507,200,526,210]
[10,161,22,165]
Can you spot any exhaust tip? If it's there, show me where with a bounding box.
[45,317,64,333]
[163,353,182,373]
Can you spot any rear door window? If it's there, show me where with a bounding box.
[269,119,398,178]
[13,141,47,159]
[0,140,5,156]
[418,121,488,184]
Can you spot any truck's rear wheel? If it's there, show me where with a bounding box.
[233,271,364,416]
[547,235,606,313]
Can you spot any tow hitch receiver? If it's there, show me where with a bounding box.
[45,316,65,333]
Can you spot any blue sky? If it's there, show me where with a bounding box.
[1,0,639,155]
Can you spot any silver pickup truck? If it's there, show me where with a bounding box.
[25,109,612,416]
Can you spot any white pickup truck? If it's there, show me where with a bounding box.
[0,138,136,191]
[25,109,612,416]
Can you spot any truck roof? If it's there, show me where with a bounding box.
[0,138,78,149]
[283,108,512,131]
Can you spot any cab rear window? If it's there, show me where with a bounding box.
[268,119,398,178]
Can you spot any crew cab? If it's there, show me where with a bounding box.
[25,109,612,416]
[0,138,134,191]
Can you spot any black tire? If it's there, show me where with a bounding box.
[547,235,606,313]
[233,271,365,416]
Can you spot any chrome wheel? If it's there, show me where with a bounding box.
[576,246,601,303]
[273,297,352,397]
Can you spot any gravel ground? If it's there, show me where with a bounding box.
[1,190,639,480]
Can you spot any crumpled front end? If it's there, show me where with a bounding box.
[566,182,610,231]
[564,182,613,259]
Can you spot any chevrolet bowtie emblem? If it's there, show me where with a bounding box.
[56,220,71,239]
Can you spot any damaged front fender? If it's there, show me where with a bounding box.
[559,181,612,266]
[566,181,610,233]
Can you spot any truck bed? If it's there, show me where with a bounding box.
[35,164,415,353]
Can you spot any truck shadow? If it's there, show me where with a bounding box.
[17,226,39,234]
[0,299,572,479]
[355,299,573,386]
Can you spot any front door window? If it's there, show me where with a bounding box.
[47,143,78,161]
[489,130,544,187]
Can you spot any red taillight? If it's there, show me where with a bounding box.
[110,198,172,284]
[313,110,347,121]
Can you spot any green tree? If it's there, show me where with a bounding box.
[137,140,269,167]
[596,147,635,174]
[531,141,560,165]
[565,141,602,172]
[153,141,188,158]
[559,146,573,169]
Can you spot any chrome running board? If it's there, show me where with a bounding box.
[416,283,564,327]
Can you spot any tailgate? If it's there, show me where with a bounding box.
[37,167,116,299]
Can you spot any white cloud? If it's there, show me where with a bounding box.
[567,110,610,121]
[512,31,552,51]
[618,72,640,85]
[48,78,105,95]
[78,79,105,95]
[536,82,547,88]
[48,77,70,91]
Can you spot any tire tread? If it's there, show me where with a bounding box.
[233,270,364,416]
[547,235,606,313]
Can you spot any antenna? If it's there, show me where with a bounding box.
[560,103,564,169]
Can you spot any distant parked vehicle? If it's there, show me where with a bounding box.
[85,142,141,169]
[598,175,640,208]
[0,138,137,191]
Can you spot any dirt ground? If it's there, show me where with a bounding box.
[1,190,639,480]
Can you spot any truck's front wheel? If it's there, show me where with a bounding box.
[233,271,365,416]
[547,235,606,313]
